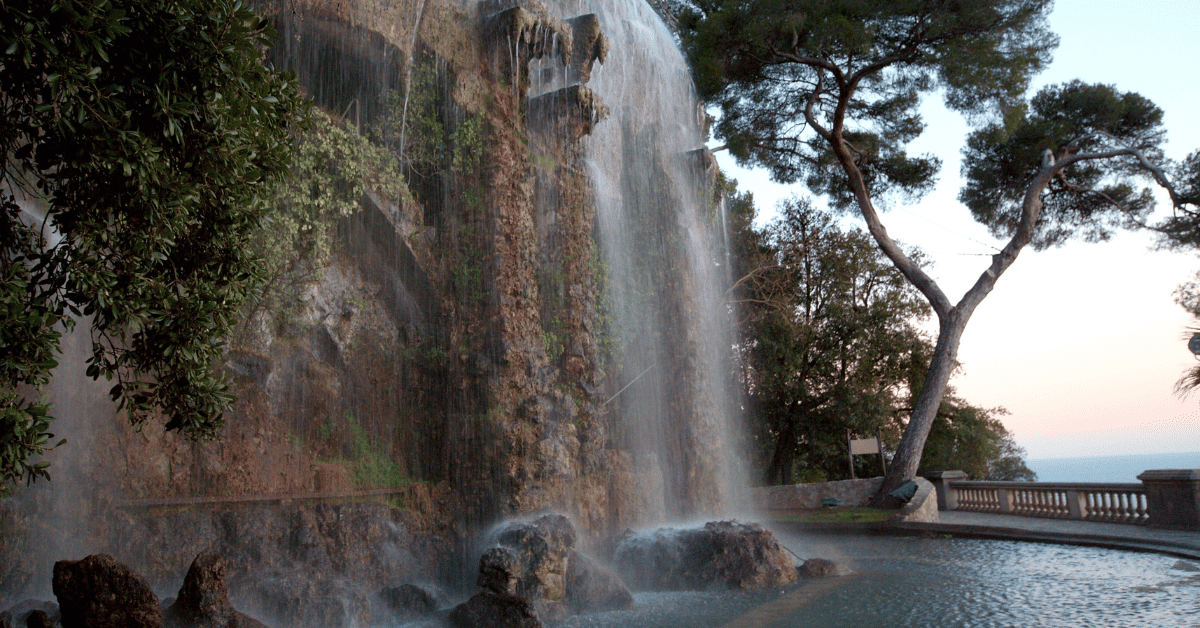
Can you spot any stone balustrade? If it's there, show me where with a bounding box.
[927,469,1200,530]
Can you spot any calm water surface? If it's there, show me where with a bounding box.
[557,533,1200,628]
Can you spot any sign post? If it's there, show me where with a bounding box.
[847,430,887,478]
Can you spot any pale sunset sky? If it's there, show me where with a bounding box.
[711,0,1200,459]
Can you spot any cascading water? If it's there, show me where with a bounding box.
[536,0,744,521]
[0,0,745,617]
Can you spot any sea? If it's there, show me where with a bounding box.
[1026,451,1200,483]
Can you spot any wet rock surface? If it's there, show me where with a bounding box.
[447,592,541,628]
[474,513,633,620]
[614,521,798,591]
[52,554,161,628]
[163,553,266,628]
[481,514,577,601]
[798,558,854,578]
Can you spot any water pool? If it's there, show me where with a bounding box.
[556,532,1200,628]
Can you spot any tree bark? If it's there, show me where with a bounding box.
[872,309,967,503]
[766,416,798,485]
[854,147,1065,505]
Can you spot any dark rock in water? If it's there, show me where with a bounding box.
[24,610,52,628]
[1,600,60,628]
[447,592,541,628]
[1171,560,1200,572]
[563,550,633,613]
[614,521,797,591]
[52,554,161,628]
[485,514,576,602]
[163,552,267,628]
[478,547,521,595]
[474,513,633,620]
[798,558,853,578]
[378,583,440,618]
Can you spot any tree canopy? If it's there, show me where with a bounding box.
[962,80,1165,249]
[682,0,1056,205]
[1,0,305,493]
[731,194,928,483]
[920,394,1035,481]
[729,190,1033,484]
[679,0,1190,501]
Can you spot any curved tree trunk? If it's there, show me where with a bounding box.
[838,149,1058,506]
[872,312,967,503]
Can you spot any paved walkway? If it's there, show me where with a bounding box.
[893,510,1200,559]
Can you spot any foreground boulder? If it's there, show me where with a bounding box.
[163,553,267,628]
[614,521,797,591]
[52,554,161,628]
[448,592,540,628]
[479,514,576,602]
[476,514,632,620]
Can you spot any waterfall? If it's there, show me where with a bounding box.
[542,0,743,520]
[0,0,746,609]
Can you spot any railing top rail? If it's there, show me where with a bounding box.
[946,481,1144,491]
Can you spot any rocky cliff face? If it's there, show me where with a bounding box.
[1,0,732,610]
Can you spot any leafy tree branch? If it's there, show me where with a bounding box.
[0,0,305,494]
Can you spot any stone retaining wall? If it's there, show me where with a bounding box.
[750,476,939,524]
[751,477,884,510]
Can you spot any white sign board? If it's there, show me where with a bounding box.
[850,438,880,455]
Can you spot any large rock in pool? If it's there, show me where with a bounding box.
[614,521,797,591]
[163,552,267,628]
[479,514,577,602]
[52,554,161,628]
[447,592,541,628]
[475,513,633,620]
[798,558,854,578]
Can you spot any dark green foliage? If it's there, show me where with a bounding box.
[0,0,305,493]
[961,81,1165,248]
[1,192,69,489]
[919,395,1035,481]
[1155,152,1200,251]
[679,0,1055,209]
[732,195,930,483]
